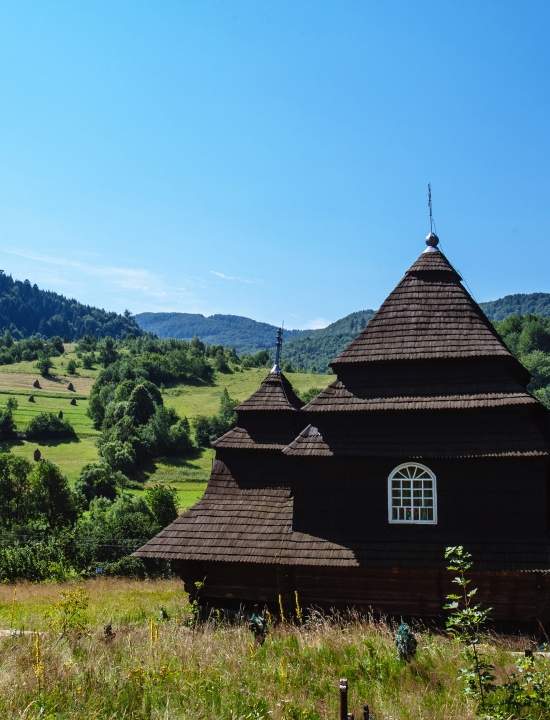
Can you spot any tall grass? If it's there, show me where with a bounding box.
[0,579,525,720]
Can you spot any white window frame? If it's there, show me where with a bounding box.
[388,462,437,525]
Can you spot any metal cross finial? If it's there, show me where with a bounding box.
[272,325,284,374]
[428,183,434,234]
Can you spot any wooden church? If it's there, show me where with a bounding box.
[136,232,550,621]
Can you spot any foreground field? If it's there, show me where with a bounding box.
[0,578,532,720]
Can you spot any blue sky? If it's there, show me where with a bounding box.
[1,1,549,329]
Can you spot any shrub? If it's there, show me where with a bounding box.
[146,484,178,527]
[75,462,121,504]
[101,555,147,578]
[66,359,77,375]
[0,407,16,438]
[36,355,53,377]
[26,412,76,440]
[99,440,136,474]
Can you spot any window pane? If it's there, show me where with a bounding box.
[413,480,422,489]
[392,480,400,489]
[424,498,433,507]
[392,508,397,520]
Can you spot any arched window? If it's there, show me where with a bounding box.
[388,463,437,524]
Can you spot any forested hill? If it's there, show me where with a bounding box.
[283,310,376,372]
[0,270,142,339]
[135,312,303,354]
[479,293,550,321]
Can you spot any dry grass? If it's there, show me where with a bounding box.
[0,579,527,720]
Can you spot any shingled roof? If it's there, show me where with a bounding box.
[332,244,514,366]
[236,371,303,412]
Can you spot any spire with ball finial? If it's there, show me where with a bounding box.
[271,326,284,374]
[424,183,440,253]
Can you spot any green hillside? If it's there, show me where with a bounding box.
[480,292,550,321]
[135,312,304,353]
[0,270,142,339]
[0,352,330,508]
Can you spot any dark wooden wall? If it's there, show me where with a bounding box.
[177,561,550,623]
[292,456,550,544]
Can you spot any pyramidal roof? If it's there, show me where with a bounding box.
[333,237,514,366]
[236,371,303,412]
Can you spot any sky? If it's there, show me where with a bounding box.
[0,1,549,329]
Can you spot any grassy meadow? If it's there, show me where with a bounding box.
[0,578,538,720]
[0,350,331,506]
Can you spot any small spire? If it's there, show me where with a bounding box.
[424,182,440,252]
[271,326,284,374]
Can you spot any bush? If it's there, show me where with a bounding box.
[101,555,147,578]
[0,407,16,438]
[36,355,54,377]
[66,359,77,375]
[26,412,76,440]
[74,462,122,504]
[99,440,136,474]
[146,484,178,527]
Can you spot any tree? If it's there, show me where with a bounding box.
[74,462,121,504]
[98,337,119,367]
[194,415,213,447]
[66,359,77,375]
[30,460,77,527]
[0,407,16,438]
[36,355,53,377]
[146,484,178,527]
[0,454,33,527]
[127,384,156,426]
[99,440,136,474]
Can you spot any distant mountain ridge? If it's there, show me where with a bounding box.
[135,312,304,354]
[136,292,550,372]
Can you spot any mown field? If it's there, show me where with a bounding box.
[0,578,538,720]
[0,350,331,506]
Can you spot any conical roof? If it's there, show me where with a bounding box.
[236,371,303,412]
[333,244,513,366]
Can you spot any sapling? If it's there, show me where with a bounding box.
[444,546,494,707]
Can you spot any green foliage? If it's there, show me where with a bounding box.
[135,312,304,354]
[29,460,78,528]
[98,439,136,474]
[481,292,550,321]
[444,545,494,706]
[0,270,141,339]
[75,494,160,566]
[26,411,76,440]
[0,406,16,438]
[283,310,374,372]
[127,383,156,425]
[98,336,119,367]
[74,462,122,504]
[194,388,237,447]
[35,354,53,377]
[48,587,89,637]
[299,387,322,404]
[0,534,77,581]
[66,358,77,375]
[99,555,147,578]
[146,484,178,527]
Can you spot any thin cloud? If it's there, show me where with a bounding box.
[210,270,260,285]
[2,248,163,295]
[305,317,330,330]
